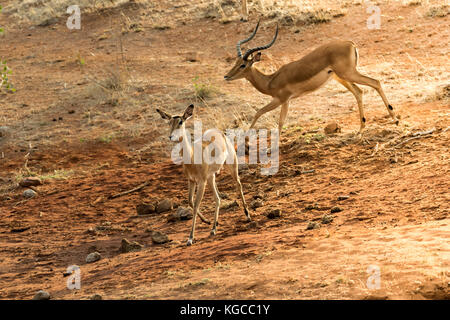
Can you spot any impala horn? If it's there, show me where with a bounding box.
[242,24,278,61]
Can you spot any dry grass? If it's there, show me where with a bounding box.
[4,0,131,26]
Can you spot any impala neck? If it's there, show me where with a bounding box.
[245,67,274,96]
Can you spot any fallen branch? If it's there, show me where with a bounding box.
[108,180,152,199]
[394,128,435,148]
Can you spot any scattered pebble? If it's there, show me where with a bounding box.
[337,195,350,201]
[89,294,102,300]
[156,199,173,213]
[23,189,37,199]
[151,231,169,244]
[305,203,319,211]
[119,238,143,253]
[168,206,193,222]
[322,214,334,224]
[136,203,155,215]
[19,177,42,187]
[267,209,281,219]
[220,200,239,210]
[250,199,264,209]
[324,122,341,135]
[306,221,320,230]
[331,206,343,213]
[86,252,101,263]
[33,290,50,300]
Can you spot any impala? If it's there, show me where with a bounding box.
[157,104,250,246]
[224,21,399,137]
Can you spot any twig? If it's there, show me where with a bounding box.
[394,128,435,148]
[108,180,152,199]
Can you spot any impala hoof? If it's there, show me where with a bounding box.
[210,229,217,236]
[186,239,193,246]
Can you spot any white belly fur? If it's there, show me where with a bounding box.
[286,69,333,99]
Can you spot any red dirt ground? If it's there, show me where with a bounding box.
[0,1,448,299]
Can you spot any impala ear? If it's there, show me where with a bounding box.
[156,108,171,120]
[182,104,194,121]
[253,52,262,62]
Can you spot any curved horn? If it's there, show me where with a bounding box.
[243,24,278,61]
[236,20,260,57]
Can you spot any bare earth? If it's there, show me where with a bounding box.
[0,0,448,299]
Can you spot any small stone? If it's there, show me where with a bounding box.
[248,221,258,229]
[151,231,169,244]
[0,126,10,138]
[322,214,334,224]
[90,294,102,300]
[220,200,239,210]
[33,290,50,300]
[324,122,341,135]
[331,206,343,213]
[156,199,173,213]
[168,206,193,222]
[136,203,155,215]
[253,192,265,200]
[119,238,143,253]
[305,203,319,211]
[267,209,281,219]
[306,221,320,230]
[86,252,101,263]
[19,177,42,187]
[337,195,350,201]
[23,189,37,198]
[250,199,264,209]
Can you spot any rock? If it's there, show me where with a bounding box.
[324,122,341,135]
[23,189,37,198]
[151,231,169,244]
[90,294,102,300]
[306,221,320,230]
[136,203,155,215]
[322,214,334,224]
[33,290,50,300]
[86,252,101,263]
[156,199,173,213]
[305,203,319,211]
[248,221,258,229]
[0,126,10,138]
[331,206,343,213]
[337,195,350,201]
[220,200,239,210]
[253,192,265,200]
[21,177,36,189]
[267,209,281,219]
[119,238,143,253]
[250,199,264,209]
[185,52,199,62]
[168,206,193,222]
[38,17,58,27]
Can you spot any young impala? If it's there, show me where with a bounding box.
[156,104,250,246]
[224,21,400,138]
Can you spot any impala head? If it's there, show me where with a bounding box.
[156,104,194,141]
[224,21,278,81]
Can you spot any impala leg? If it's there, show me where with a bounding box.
[226,160,251,222]
[208,175,221,236]
[249,98,282,130]
[339,71,399,125]
[187,181,206,246]
[188,180,210,225]
[278,102,290,134]
[334,76,365,135]
[241,0,248,21]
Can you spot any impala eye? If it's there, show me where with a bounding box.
[240,64,246,68]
